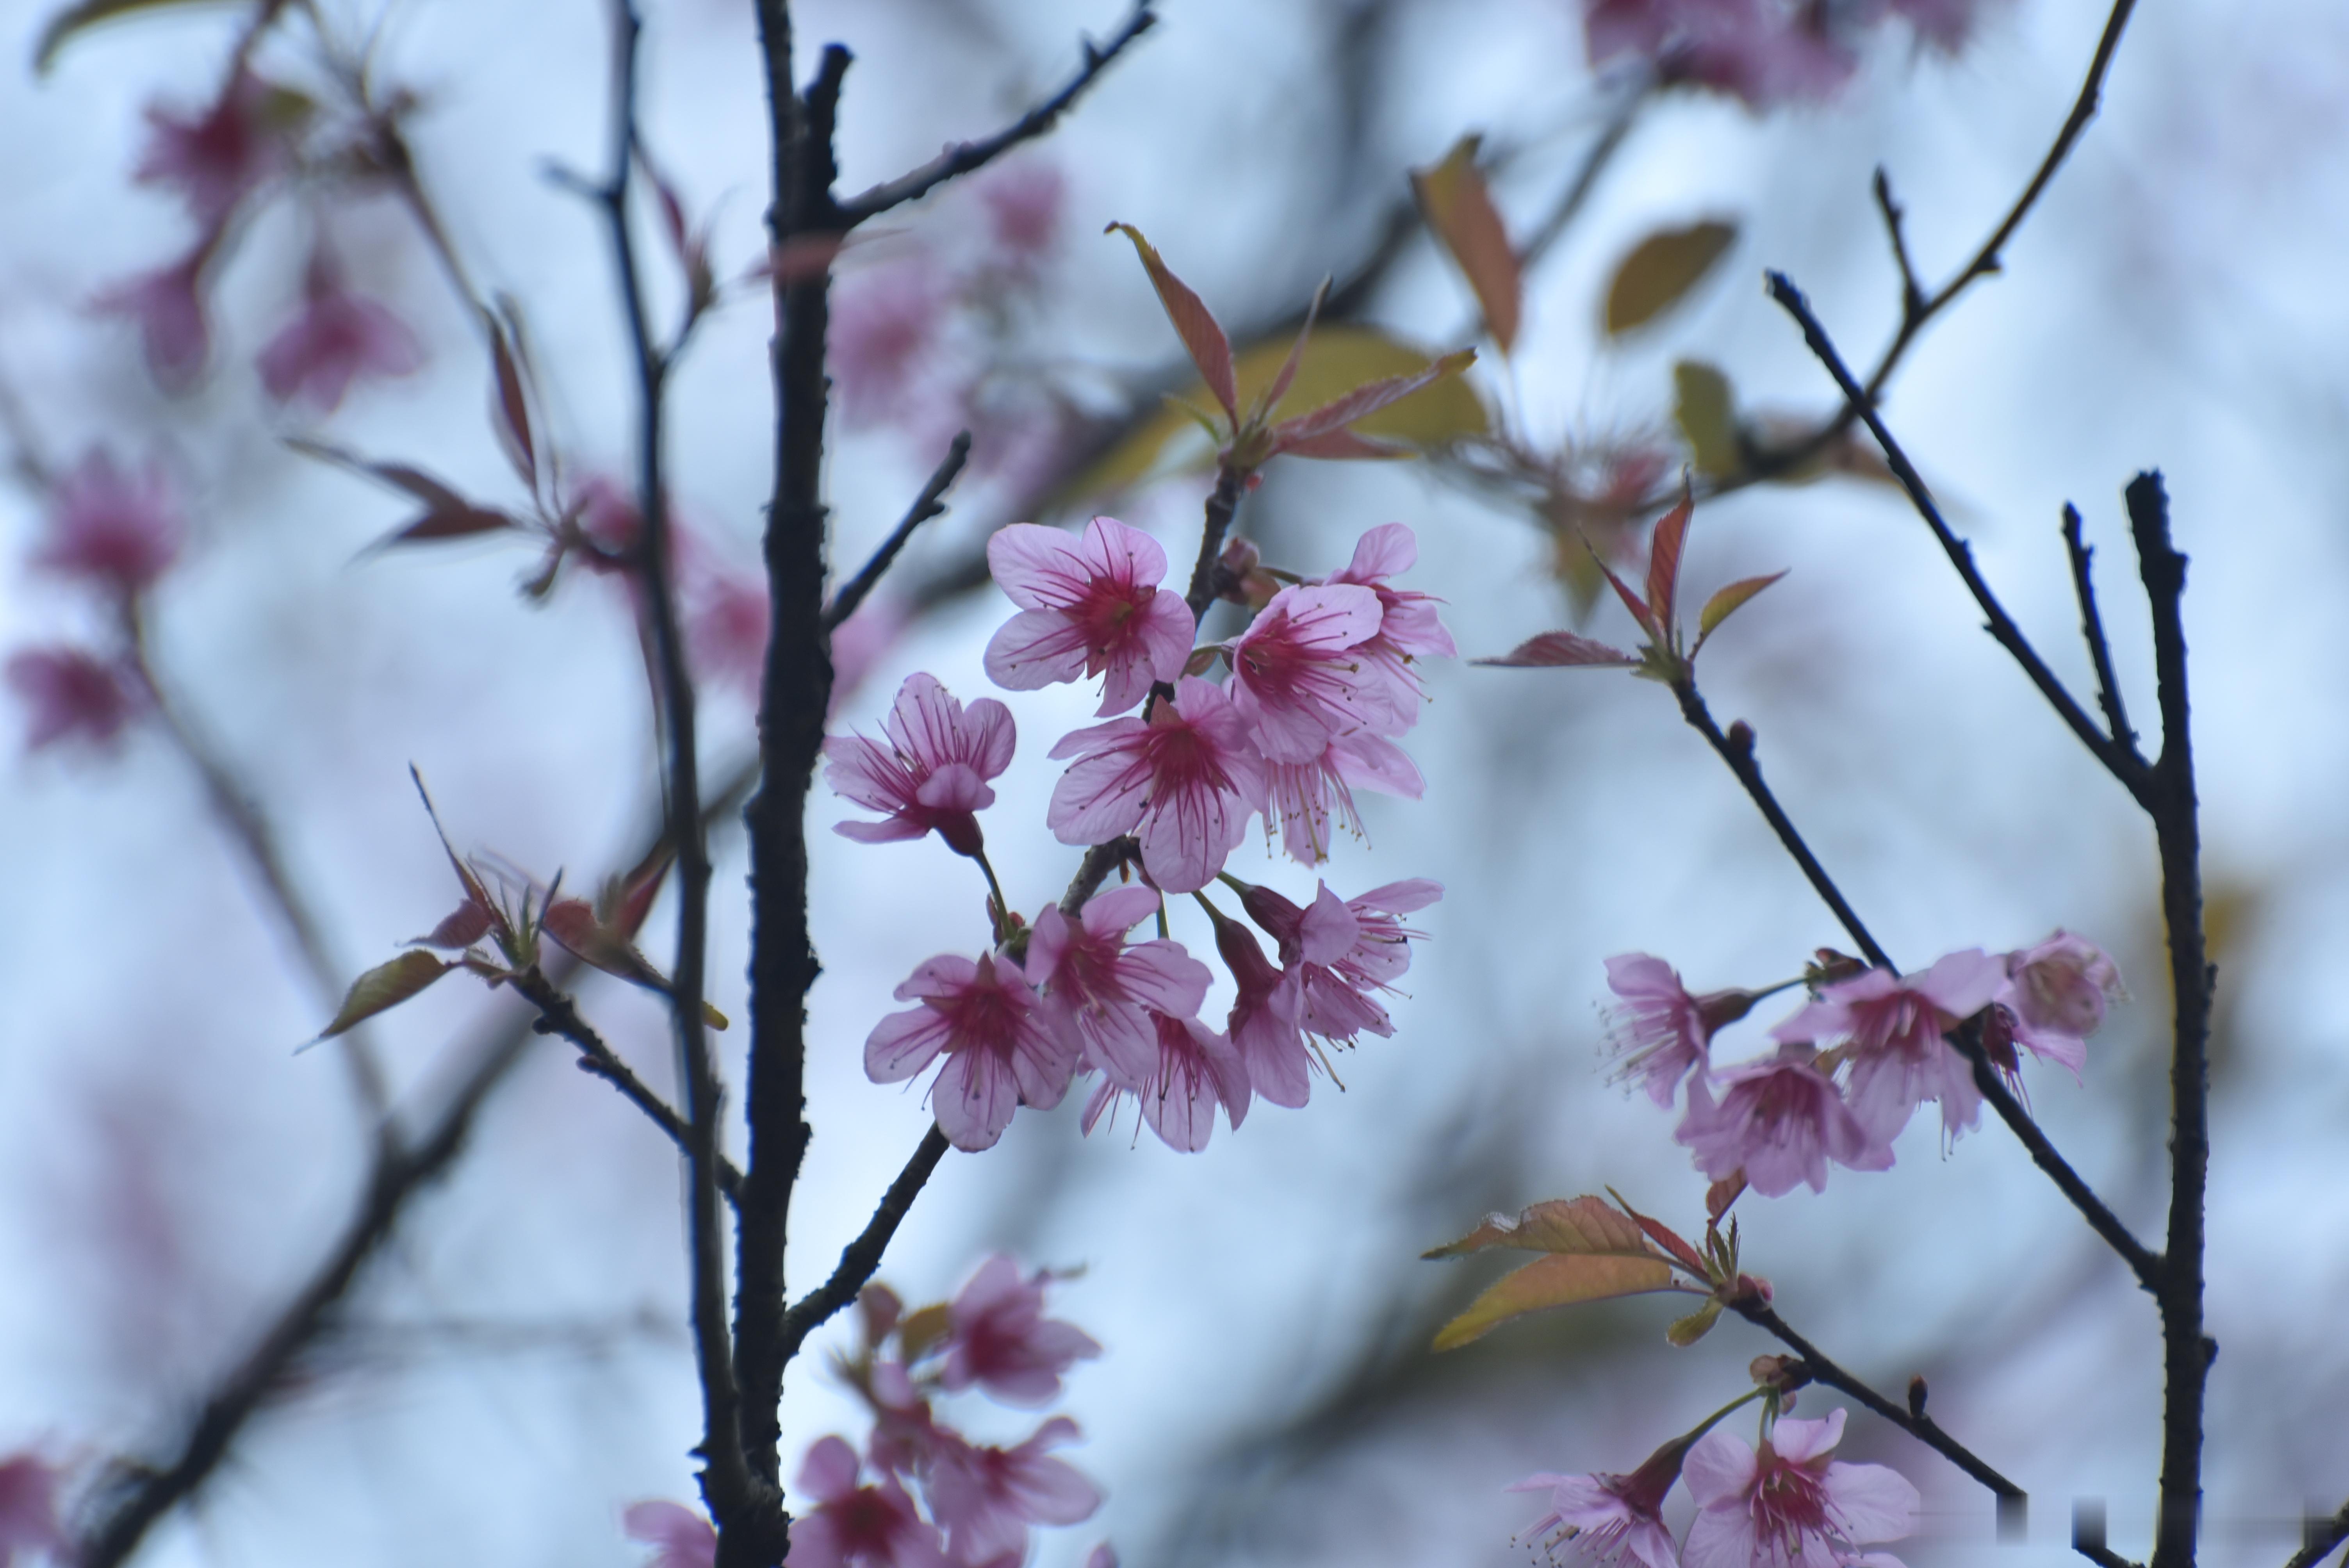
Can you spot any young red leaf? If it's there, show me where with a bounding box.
[368,504,519,552]
[1107,223,1237,424]
[1424,1196,1660,1260]
[314,950,450,1041]
[1475,631,1638,668]
[1269,349,1476,447]
[1706,1172,1747,1223]
[482,306,536,490]
[1251,276,1329,428]
[1692,570,1790,655]
[1411,135,1522,355]
[413,897,494,951]
[408,766,495,919]
[1432,1253,1680,1350]
[1606,1188,1711,1278]
[291,438,472,512]
[1644,491,1694,634]
[1274,428,1406,461]
[542,897,728,1029]
[1597,556,1660,642]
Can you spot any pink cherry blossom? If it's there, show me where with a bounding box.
[1682,1409,1919,1568]
[1676,1046,1891,1197]
[684,566,769,697]
[984,517,1194,715]
[937,1254,1103,1406]
[1583,0,1858,108]
[36,449,186,597]
[1046,675,1265,893]
[7,645,144,752]
[1025,886,1212,1084]
[133,69,286,224]
[1226,582,1403,761]
[980,163,1065,264]
[1261,730,1423,865]
[832,258,946,428]
[623,1500,717,1568]
[1082,1009,1251,1152]
[1509,1446,1682,1568]
[866,952,1078,1151]
[1994,931,2121,1076]
[1602,955,1773,1108]
[924,1417,1101,1568]
[866,1359,951,1479]
[828,673,1017,858]
[1773,951,2003,1142]
[257,244,424,412]
[0,1452,64,1565]
[95,243,212,388]
[787,1435,950,1568]
[1239,878,1441,1047]
[1084,1546,1119,1568]
[1207,903,1313,1108]
[1319,522,1456,731]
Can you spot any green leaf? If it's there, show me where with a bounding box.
[1673,361,1741,479]
[34,0,236,72]
[1604,221,1738,336]
[1424,1196,1659,1260]
[1412,135,1522,354]
[1666,1297,1724,1347]
[1433,1253,1679,1350]
[315,950,450,1041]
[1692,570,1790,655]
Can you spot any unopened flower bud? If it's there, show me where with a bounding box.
[1908,1375,1928,1418]
[1725,719,1755,755]
[1750,1354,1800,1392]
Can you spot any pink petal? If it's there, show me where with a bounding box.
[1681,1428,1757,1509]
[934,1046,1021,1151]
[985,606,1097,691]
[867,1007,953,1082]
[1824,1460,1921,1543]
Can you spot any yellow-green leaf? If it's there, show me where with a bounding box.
[1666,1297,1725,1347]
[1604,221,1739,336]
[1424,1196,1658,1260]
[1061,326,1489,503]
[1412,135,1522,354]
[1432,1253,1679,1351]
[1693,570,1789,653]
[898,1303,952,1360]
[316,950,450,1041]
[1673,361,1741,479]
[35,0,235,71]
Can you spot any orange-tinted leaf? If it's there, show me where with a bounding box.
[1693,571,1789,654]
[542,897,728,1029]
[898,1303,952,1361]
[1107,223,1236,423]
[1645,492,1694,633]
[1412,135,1521,354]
[315,950,450,1041]
[1604,220,1738,336]
[1432,1253,1679,1350]
[1425,1196,1660,1259]
[1607,1188,1709,1277]
[1667,1297,1725,1347]
[1475,631,1636,668]
[1706,1172,1747,1223]
[1271,349,1476,445]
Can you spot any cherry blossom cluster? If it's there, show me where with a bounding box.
[1580,0,1994,109]
[628,1258,1112,1568]
[1604,932,2122,1198]
[1513,1405,1916,1568]
[827,517,1450,1153]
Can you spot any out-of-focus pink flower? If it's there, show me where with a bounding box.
[1882,0,1984,49]
[1773,950,2003,1142]
[924,1417,1101,1568]
[1318,523,1455,731]
[937,1255,1103,1406]
[623,1500,717,1568]
[827,673,1016,858]
[7,646,144,752]
[1509,1434,1686,1568]
[36,449,186,597]
[1026,886,1212,1084]
[1682,1408,1919,1568]
[257,244,424,412]
[95,244,212,389]
[832,258,946,428]
[1261,731,1423,865]
[1227,583,1401,761]
[133,69,286,224]
[0,1452,65,1565]
[980,163,1065,264]
[686,566,769,697]
[1082,1009,1251,1152]
[1676,1046,1891,1197]
[1584,0,1858,108]
[866,1360,950,1479]
[1084,1545,1118,1568]
[787,1435,950,1568]
[830,597,909,719]
[1603,955,1776,1108]
[1994,931,2120,1077]
[1239,879,1441,1048]
[1207,902,1313,1108]
[1046,675,1266,893]
[984,517,1193,715]
[866,952,1077,1151]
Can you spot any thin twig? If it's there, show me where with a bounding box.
[1183,464,1249,622]
[1764,273,2154,809]
[2062,503,2138,754]
[509,967,746,1204]
[2285,1501,2349,1568]
[773,1126,953,1363]
[1516,84,1646,273]
[824,432,971,632]
[1871,167,1925,319]
[835,2,1157,225]
[1732,1299,2026,1522]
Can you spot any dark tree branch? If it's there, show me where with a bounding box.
[835,3,1157,226]
[1765,273,2155,809]
[2285,1502,2349,1568]
[1060,837,1138,917]
[2073,1499,2142,1568]
[508,967,746,1205]
[824,431,971,632]
[1871,167,1925,319]
[1669,682,1891,971]
[773,1127,953,1363]
[2063,502,2139,754]
[592,0,752,1530]
[1183,464,1249,622]
[1732,1299,2026,1528]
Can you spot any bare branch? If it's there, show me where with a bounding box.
[824,431,971,632]
[2285,1501,2349,1568]
[2062,502,2139,754]
[774,1127,953,1363]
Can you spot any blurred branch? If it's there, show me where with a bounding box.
[1517,84,1645,273]
[773,1127,953,1363]
[2285,1502,2349,1568]
[2063,502,2138,752]
[836,2,1157,225]
[824,431,971,632]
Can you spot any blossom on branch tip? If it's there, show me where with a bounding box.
[1509,1435,1686,1568]
[866,952,1077,1151]
[1994,930,2120,1076]
[1046,676,1264,893]
[924,1417,1101,1568]
[1026,887,1212,1085]
[623,1500,717,1568]
[1604,955,1770,1108]
[7,646,144,752]
[938,1255,1103,1406]
[786,1436,950,1568]
[1773,950,2001,1142]
[37,449,186,597]
[1318,522,1455,728]
[984,517,1193,715]
[829,673,1016,858]
[1682,1409,1918,1568]
[1675,1046,1890,1197]
[1082,1009,1251,1151]
[258,244,424,412]
[1239,878,1441,1047]
[1206,902,1313,1108]
[1228,583,1401,761]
